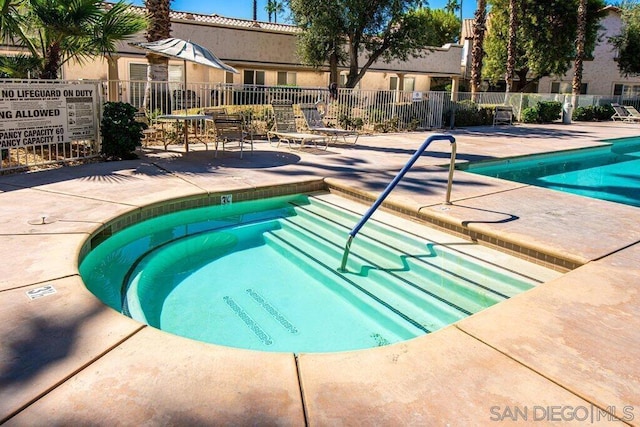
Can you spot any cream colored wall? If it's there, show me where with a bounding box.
[61,17,463,92]
[537,10,640,95]
[64,57,108,80]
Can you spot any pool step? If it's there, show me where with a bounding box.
[263,230,430,337]
[283,212,499,313]
[289,198,535,303]
[300,195,538,294]
[266,221,469,333]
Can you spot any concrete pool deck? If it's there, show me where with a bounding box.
[1,122,639,425]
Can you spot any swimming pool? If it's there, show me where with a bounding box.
[459,137,640,207]
[80,193,559,353]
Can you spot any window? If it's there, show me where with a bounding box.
[551,82,587,94]
[129,63,148,108]
[225,72,234,84]
[404,77,415,92]
[390,76,398,91]
[613,84,640,96]
[390,76,415,91]
[244,69,265,85]
[277,71,296,86]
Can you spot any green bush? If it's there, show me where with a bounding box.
[521,106,539,123]
[572,104,615,121]
[594,104,615,120]
[537,101,562,123]
[100,102,146,160]
[572,105,595,121]
[444,101,495,127]
[520,101,562,123]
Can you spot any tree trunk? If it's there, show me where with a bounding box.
[144,0,171,109]
[505,0,518,99]
[329,51,339,86]
[41,43,61,79]
[572,0,587,97]
[470,0,487,100]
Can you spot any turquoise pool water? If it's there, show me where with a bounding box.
[460,138,640,207]
[80,193,551,353]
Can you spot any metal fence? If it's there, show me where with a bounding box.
[3,78,639,173]
[107,81,448,131]
[1,79,102,173]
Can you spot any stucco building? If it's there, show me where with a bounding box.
[460,6,640,96]
[62,5,464,102]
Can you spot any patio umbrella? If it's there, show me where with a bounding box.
[130,37,238,113]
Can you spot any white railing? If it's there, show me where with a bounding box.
[3,77,638,174]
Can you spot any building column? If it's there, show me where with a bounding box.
[450,76,459,101]
[424,76,431,92]
[107,55,120,102]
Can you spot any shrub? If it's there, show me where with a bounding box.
[521,106,539,123]
[594,104,615,121]
[572,104,615,122]
[100,102,146,160]
[572,105,595,121]
[536,101,563,123]
[520,101,562,123]
[444,101,495,127]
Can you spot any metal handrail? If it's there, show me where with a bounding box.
[338,134,457,272]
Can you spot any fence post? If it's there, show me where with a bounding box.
[518,93,524,121]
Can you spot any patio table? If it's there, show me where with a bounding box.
[158,113,212,152]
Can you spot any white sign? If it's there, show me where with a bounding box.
[0,83,97,149]
[412,91,423,102]
[26,284,57,300]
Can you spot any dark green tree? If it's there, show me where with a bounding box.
[484,0,606,92]
[266,0,285,22]
[610,1,640,77]
[1,0,146,79]
[289,0,460,88]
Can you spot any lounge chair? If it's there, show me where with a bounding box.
[267,101,328,150]
[299,103,359,144]
[212,113,253,158]
[611,103,637,122]
[622,105,640,122]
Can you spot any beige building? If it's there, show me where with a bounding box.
[63,6,463,100]
[460,6,640,96]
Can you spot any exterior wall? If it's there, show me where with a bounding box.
[538,9,640,96]
[60,11,463,92]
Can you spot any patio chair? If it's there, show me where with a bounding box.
[622,105,640,122]
[136,111,166,147]
[611,103,635,121]
[212,113,253,159]
[299,103,359,144]
[267,101,328,150]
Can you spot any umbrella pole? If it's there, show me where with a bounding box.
[183,59,189,152]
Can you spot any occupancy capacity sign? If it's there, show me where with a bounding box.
[0,83,98,148]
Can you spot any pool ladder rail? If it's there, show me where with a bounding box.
[339,134,457,272]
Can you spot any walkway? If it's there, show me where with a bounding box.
[1,122,639,425]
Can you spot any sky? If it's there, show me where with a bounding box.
[130,1,477,23]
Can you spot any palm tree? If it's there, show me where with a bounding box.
[572,0,587,98]
[10,0,145,79]
[0,0,28,45]
[470,0,487,99]
[505,0,517,96]
[266,1,284,23]
[144,0,171,82]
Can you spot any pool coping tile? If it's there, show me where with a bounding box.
[1,123,640,424]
